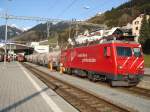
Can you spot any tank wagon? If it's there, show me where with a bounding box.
[49,50,61,69]
[26,50,61,69]
[61,40,144,86]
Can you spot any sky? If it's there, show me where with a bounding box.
[0,0,129,30]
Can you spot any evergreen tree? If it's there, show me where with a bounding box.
[139,15,150,53]
[139,15,148,45]
[148,17,150,35]
[144,17,150,53]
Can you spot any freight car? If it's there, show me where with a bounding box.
[0,54,4,62]
[25,50,61,69]
[60,40,144,86]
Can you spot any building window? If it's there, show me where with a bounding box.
[135,21,139,25]
[136,27,138,30]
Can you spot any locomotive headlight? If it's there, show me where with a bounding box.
[139,66,143,69]
[118,65,123,69]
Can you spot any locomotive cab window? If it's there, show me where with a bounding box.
[133,48,141,57]
[116,47,132,57]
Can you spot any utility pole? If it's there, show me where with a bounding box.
[4,11,8,65]
[47,21,50,39]
[4,0,12,65]
[69,21,72,39]
[75,23,79,37]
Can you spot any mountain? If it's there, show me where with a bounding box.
[88,0,150,27]
[12,22,70,42]
[0,25,23,41]
[12,21,102,46]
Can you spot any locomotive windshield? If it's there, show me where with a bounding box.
[116,47,132,57]
[133,48,141,57]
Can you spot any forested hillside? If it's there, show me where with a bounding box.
[0,25,23,40]
[89,0,150,27]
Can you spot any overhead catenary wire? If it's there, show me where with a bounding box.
[57,0,78,18]
[0,14,64,22]
[78,0,108,19]
[79,0,128,20]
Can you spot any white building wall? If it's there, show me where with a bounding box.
[30,42,39,47]
[34,45,49,53]
[29,42,49,53]
[132,14,143,37]
[132,14,149,37]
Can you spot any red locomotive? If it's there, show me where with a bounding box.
[60,28,144,87]
[61,41,144,86]
[17,54,25,62]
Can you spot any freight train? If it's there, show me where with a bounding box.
[25,41,144,86]
[25,29,144,86]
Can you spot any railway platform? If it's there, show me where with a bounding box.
[137,70,150,89]
[0,62,78,112]
[144,68,150,75]
[25,62,150,112]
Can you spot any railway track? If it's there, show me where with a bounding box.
[92,81,150,99]
[144,74,150,77]
[62,72,150,99]
[25,62,150,99]
[94,80,150,99]
[63,72,150,99]
[22,62,136,112]
[125,86,150,98]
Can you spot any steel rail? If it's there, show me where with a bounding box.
[22,62,137,112]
